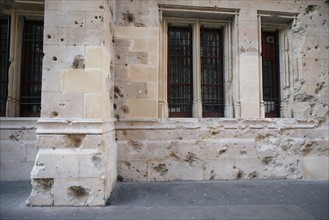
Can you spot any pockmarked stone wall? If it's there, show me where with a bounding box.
[0,0,328,207]
[0,119,38,181]
[114,0,328,181]
[27,0,118,206]
[117,119,328,181]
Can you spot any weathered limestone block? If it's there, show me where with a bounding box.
[41,92,84,118]
[116,26,148,39]
[85,46,103,69]
[60,69,102,93]
[302,156,329,179]
[117,160,148,182]
[53,178,107,206]
[84,93,102,119]
[148,158,204,181]
[127,99,157,118]
[27,178,54,206]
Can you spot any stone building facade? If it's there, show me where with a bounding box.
[0,0,328,206]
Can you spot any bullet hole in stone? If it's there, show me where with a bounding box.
[236,170,244,179]
[315,82,325,94]
[80,25,83,27]
[68,186,88,198]
[125,161,131,167]
[315,45,319,49]
[114,86,124,98]
[99,5,104,9]
[113,103,117,110]
[122,11,135,23]
[35,178,53,189]
[128,140,142,152]
[74,21,78,25]
[117,175,124,182]
[240,150,247,155]
[50,111,59,118]
[117,55,120,60]
[206,169,215,180]
[115,114,120,120]
[185,152,198,165]
[72,55,85,69]
[136,169,140,173]
[52,56,57,61]
[124,64,127,66]
[218,149,227,155]
[74,44,76,46]
[262,156,273,164]
[153,164,168,176]
[64,134,86,148]
[47,34,51,39]
[91,153,102,169]
[120,105,130,114]
[211,130,219,135]
[61,38,64,42]
[248,171,258,179]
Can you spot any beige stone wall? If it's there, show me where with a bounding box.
[0,118,38,181]
[117,119,328,181]
[114,0,328,120]
[27,0,118,206]
[114,0,328,181]
[0,0,328,207]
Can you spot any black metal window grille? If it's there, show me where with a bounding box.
[200,28,224,117]
[167,26,193,117]
[21,19,43,117]
[0,17,10,116]
[262,31,280,118]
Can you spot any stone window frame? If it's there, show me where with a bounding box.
[0,10,44,117]
[257,10,298,118]
[158,5,238,118]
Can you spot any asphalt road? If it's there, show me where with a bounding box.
[0,180,328,219]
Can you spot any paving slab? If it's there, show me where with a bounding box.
[0,180,328,219]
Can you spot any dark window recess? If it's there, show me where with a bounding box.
[167,26,193,117]
[262,31,280,118]
[201,28,224,117]
[0,17,10,116]
[21,20,43,117]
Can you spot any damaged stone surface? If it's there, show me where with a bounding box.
[117,119,328,181]
[26,0,118,207]
[0,0,328,207]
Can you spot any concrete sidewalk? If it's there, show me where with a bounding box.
[0,180,328,220]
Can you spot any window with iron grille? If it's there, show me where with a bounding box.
[0,17,10,116]
[261,31,280,118]
[167,25,224,118]
[168,26,193,117]
[20,19,43,117]
[201,28,224,117]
